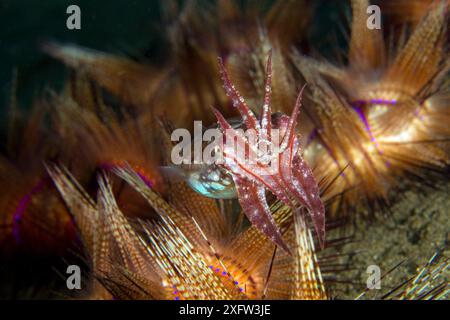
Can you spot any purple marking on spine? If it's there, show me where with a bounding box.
[414,108,425,122]
[12,179,47,244]
[351,105,385,158]
[172,285,180,300]
[207,265,241,293]
[356,98,397,106]
[136,172,153,188]
[305,128,317,148]
[351,103,397,170]
[352,105,374,139]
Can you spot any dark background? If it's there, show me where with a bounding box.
[0,0,349,121]
[0,0,166,126]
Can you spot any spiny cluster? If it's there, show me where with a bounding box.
[294,0,449,214]
[0,0,448,299]
[47,164,328,300]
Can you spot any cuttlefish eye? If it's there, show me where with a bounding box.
[184,112,292,200]
[186,164,237,199]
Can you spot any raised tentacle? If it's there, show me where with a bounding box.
[231,175,290,253]
[218,57,261,132]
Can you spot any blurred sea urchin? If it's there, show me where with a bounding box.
[0,0,448,300]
